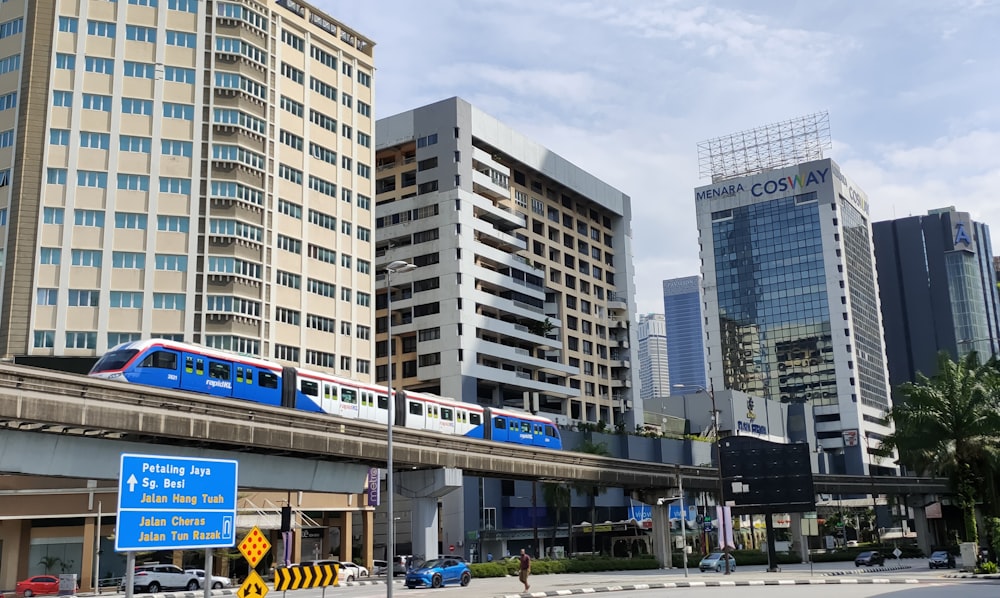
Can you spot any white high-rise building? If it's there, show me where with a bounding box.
[376,96,642,560]
[637,313,669,399]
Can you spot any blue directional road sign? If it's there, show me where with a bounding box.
[116,453,238,552]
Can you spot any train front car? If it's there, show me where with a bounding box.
[88,339,285,407]
[485,408,563,450]
[88,340,150,382]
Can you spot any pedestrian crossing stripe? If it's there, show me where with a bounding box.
[273,564,338,590]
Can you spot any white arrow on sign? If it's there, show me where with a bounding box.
[127,474,138,492]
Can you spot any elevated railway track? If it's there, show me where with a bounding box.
[0,364,948,496]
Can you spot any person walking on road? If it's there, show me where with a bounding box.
[519,548,531,592]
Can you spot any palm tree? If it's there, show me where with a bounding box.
[879,351,1000,544]
[573,440,611,555]
[541,482,570,557]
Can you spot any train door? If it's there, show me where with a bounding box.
[532,423,544,447]
[358,391,389,423]
[423,403,441,433]
[320,381,339,415]
[132,348,181,389]
[231,364,264,403]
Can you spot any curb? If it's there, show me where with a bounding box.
[499,578,923,597]
[944,572,1000,579]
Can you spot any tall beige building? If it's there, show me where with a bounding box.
[0,0,377,378]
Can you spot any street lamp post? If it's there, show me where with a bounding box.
[674,382,730,574]
[385,260,417,598]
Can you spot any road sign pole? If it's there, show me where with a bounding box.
[203,551,213,598]
[124,552,135,598]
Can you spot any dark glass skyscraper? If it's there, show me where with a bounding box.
[873,207,1000,397]
[662,276,706,395]
[695,158,893,475]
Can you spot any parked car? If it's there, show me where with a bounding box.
[16,575,60,597]
[296,560,351,582]
[339,561,369,579]
[928,550,956,569]
[854,551,886,567]
[121,564,201,593]
[372,560,389,576]
[184,569,232,589]
[698,553,736,572]
[404,557,472,589]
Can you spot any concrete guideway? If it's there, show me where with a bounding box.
[0,364,949,496]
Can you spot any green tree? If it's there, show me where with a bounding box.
[573,440,611,554]
[541,482,571,557]
[879,351,1000,544]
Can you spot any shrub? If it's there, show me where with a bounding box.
[977,561,998,574]
[469,556,658,577]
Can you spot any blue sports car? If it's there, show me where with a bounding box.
[404,557,472,589]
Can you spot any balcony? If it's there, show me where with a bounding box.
[607,291,627,311]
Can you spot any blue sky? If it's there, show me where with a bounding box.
[326,0,1000,314]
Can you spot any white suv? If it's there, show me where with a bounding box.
[122,565,200,593]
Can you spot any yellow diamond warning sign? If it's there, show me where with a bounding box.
[237,570,268,598]
[239,526,271,568]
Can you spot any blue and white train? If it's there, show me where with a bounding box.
[88,339,562,450]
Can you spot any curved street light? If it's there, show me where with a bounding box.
[385,260,417,598]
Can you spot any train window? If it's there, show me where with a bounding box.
[324,384,337,400]
[259,371,277,388]
[377,394,388,409]
[521,422,530,433]
[470,413,482,426]
[546,426,557,437]
[301,380,319,396]
[342,388,357,404]
[195,358,204,376]
[409,402,423,415]
[494,418,506,430]
[209,362,230,380]
[236,367,244,383]
[534,424,542,434]
[441,408,453,421]
[185,356,193,373]
[139,351,177,369]
[246,369,253,384]
[361,391,372,406]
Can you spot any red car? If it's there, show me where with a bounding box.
[16,575,60,597]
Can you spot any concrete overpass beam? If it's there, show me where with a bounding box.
[396,469,462,559]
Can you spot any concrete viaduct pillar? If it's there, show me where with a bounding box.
[396,468,462,559]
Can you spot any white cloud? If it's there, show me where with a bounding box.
[330,0,1000,314]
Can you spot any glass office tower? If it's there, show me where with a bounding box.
[696,157,894,475]
[662,276,706,394]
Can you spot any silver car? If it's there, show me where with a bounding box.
[185,569,232,589]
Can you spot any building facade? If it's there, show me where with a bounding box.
[661,276,706,395]
[695,158,894,475]
[873,207,1000,394]
[0,0,377,378]
[375,97,641,560]
[636,313,669,399]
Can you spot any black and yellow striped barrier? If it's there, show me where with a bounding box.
[273,564,338,590]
